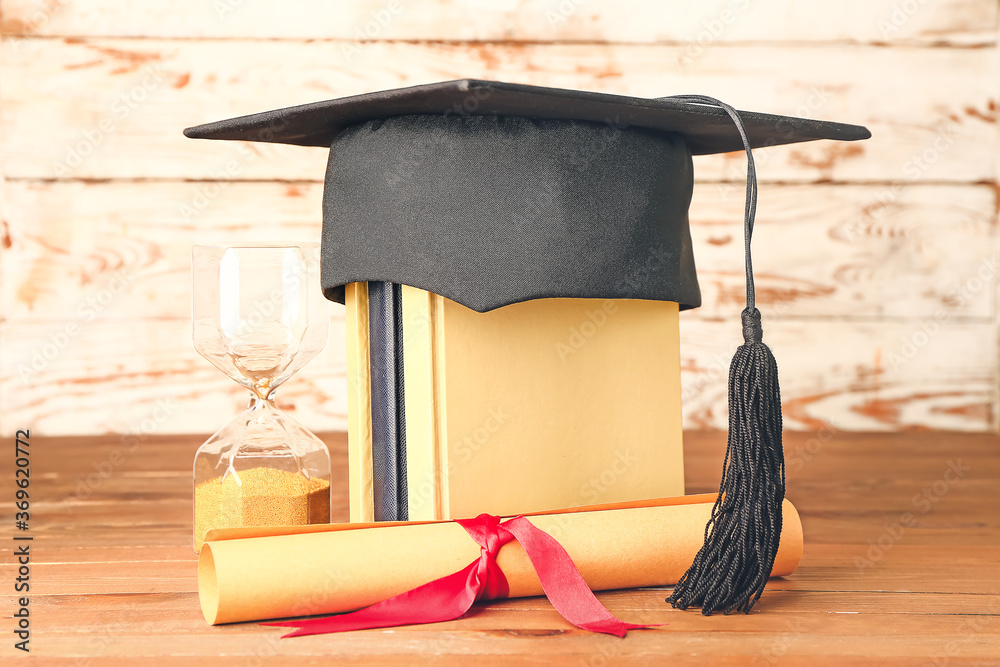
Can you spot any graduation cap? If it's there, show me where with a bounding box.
[185,79,870,615]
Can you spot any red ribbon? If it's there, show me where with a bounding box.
[265,513,661,638]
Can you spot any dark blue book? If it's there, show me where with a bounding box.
[367,281,407,521]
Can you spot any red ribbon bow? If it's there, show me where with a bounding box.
[265,514,661,638]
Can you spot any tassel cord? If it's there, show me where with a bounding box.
[662,95,785,615]
[666,95,759,320]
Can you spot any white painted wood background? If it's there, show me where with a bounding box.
[1,0,997,436]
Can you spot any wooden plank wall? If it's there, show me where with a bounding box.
[0,0,997,436]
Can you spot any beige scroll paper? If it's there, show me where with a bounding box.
[199,493,803,625]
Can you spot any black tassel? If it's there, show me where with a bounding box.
[664,95,785,615]
[667,308,784,614]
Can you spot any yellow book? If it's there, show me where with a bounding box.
[346,282,684,522]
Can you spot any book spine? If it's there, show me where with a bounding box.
[367,282,408,521]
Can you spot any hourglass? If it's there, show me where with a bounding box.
[191,245,331,552]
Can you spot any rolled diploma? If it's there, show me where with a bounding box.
[200,494,803,625]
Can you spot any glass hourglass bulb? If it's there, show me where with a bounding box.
[191,245,331,552]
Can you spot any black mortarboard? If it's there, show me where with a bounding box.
[185,79,870,615]
[185,79,868,314]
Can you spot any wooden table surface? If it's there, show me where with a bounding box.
[2,430,998,665]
